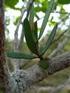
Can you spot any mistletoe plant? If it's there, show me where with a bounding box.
[7,0,58,69]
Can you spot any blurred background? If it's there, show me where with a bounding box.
[5,0,70,93]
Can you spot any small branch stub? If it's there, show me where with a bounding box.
[38,58,49,69]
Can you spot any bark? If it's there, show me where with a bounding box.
[10,52,70,93]
[0,1,14,93]
[0,0,7,92]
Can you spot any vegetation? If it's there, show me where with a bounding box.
[0,0,70,93]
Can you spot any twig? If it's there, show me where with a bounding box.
[14,8,26,50]
[26,0,35,18]
[53,30,67,43]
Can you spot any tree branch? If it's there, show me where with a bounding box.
[10,52,70,93]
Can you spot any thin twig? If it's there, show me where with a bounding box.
[26,0,35,18]
[14,8,26,50]
[53,30,67,43]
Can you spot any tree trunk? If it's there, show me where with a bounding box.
[0,0,11,92]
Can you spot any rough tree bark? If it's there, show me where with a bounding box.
[10,52,70,93]
[0,0,13,93]
[0,0,7,92]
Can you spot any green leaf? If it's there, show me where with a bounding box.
[14,17,20,25]
[31,21,38,44]
[39,0,45,3]
[33,21,38,43]
[38,59,49,69]
[35,0,48,12]
[39,0,57,39]
[23,18,38,55]
[58,0,70,4]
[40,23,58,56]
[29,6,35,24]
[29,6,38,43]
[5,0,19,8]
[6,52,37,59]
